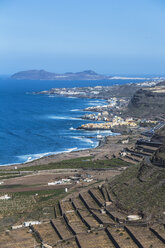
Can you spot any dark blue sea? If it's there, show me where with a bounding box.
[0,78,146,166]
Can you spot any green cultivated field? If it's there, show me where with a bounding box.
[15,157,131,171]
[0,157,131,231]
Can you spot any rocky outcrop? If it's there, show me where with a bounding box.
[152,126,165,145]
[151,146,165,167]
[151,126,165,167]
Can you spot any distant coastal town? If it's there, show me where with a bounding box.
[34,80,165,134]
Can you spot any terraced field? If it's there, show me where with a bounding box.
[0,185,164,248]
[78,209,100,229]
[64,211,87,234]
[125,226,165,248]
[107,227,138,248]
[0,228,38,248]
[77,230,115,248]
[33,222,60,246]
[79,192,100,210]
[51,218,72,240]
[59,200,74,215]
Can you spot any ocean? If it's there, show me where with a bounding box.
[0,78,146,166]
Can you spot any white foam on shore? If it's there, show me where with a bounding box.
[48,115,82,121]
[65,147,78,152]
[16,147,79,164]
[87,102,105,106]
[14,134,100,165]
[80,130,118,135]
[71,136,94,144]
[89,100,104,103]
[69,127,77,130]
[17,151,56,163]
[87,100,106,106]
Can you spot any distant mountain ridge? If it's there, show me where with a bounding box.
[11,69,107,80]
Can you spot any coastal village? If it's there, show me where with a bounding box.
[79,116,138,130]
[36,82,162,132]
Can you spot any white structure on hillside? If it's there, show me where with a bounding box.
[23,221,41,227]
[12,225,23,230]
[127,215,142,221]
[0,194,11,200]
[48,178,71,185]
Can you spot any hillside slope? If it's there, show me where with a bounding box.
[127,87,165,118]
[107,126,165,222]
[108,162,165,221]
[152,125,165,145]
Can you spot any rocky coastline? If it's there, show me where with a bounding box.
[4,80,165,169]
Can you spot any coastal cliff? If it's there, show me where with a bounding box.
[127,87,165,118]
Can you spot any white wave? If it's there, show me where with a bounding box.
[17,151,56,163]
[70,109,81,112]
[16,147,79,164]
[48,115,82,121]
[48,95,56,98]
[87,101,106,106]
[0,141,101,166]
[89,100,104,103]
[79,130,120,136]
[99,130,113,134]
[69,127,76,130]
[65,147,78,153]
[71,136,94,144]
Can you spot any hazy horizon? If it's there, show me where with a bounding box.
[1,70,165,78]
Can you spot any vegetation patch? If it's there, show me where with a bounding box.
[14,157,131,172]
[0,188,67,230]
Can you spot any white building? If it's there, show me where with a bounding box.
[0,194,11,200]
[127,215,142,221]
[23,221,41,227]
[12,225,23,230]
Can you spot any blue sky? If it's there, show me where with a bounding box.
[0,0,165,75]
